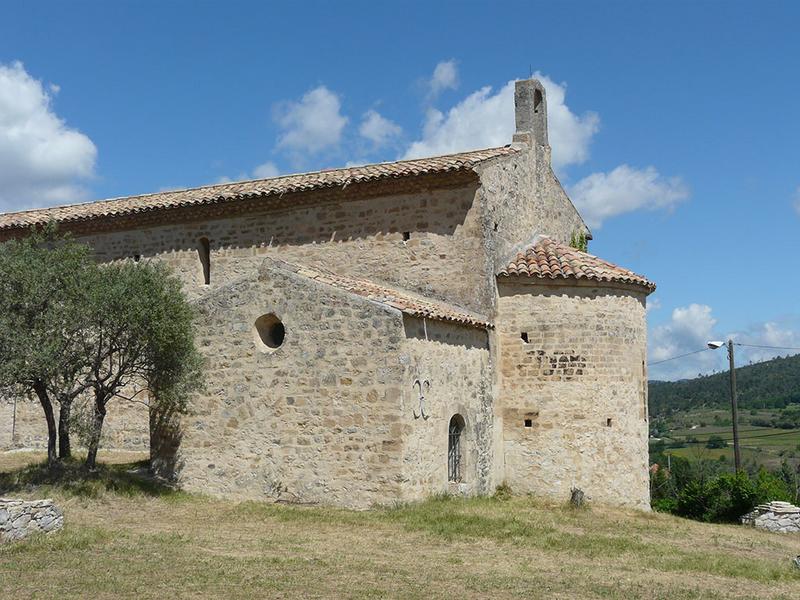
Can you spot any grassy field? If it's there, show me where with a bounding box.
[653,407,800,470]
[2,452,800,599]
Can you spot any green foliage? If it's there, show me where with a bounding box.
[493,482,513,501]
[705,435,726,449]
[753,467,793,503]
[82,260,203,411]
[0,225,96,397]
[0,225,100,461]
[674,471,756,522]
[569,230,588,252]
[652,456,795,523]
[649,353,800,419]
[0,226,203,467]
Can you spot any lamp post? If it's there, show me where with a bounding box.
[707,340,741,472]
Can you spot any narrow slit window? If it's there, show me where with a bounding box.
[448,414,465,483]
[198,237,211,285]
[521,332,529,343]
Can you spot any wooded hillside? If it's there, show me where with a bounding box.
[649,353,800,418]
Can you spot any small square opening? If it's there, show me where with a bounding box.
[520,332,529,343]
[524,419,533,428]
[606,418,613,427]
[402,232,410,241]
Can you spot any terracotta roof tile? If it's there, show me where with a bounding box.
[273,260,493,329]
[498,237,656,292]
[0,146,518,231]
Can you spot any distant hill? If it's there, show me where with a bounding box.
[649,353,800,418]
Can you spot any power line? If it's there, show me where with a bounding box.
[648,342,800,368]
[648,347,710,366]
[676,429,800,443]
[735,342,800,351]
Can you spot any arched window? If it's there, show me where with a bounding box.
[533,88,543,113]
[448,414,465,483]
[197,237,211,285]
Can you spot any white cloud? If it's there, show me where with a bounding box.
[274,86,347,155]
[402,73,599,172]
[646,297,662,314]
[0,61,96,211]
[649,304,800,380]
[729,322,800,365]
[252,161,280,179]
[568,165,689,229]
[649,304,721,380]
[358,110,402,148]
[429,60,458,97]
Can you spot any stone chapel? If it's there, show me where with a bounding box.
[0,79,655,509]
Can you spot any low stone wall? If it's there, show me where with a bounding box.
[741,501,800,533]
[0,498,63,543]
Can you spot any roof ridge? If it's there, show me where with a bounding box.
[267,258,493,329]
[0,146,518,227]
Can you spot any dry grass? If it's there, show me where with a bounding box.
[2,452,799,599]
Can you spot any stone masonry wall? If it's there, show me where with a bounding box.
[741,501,800,533]
[5,183,491,460]
[166,259,409,508]
[78,184,493,314]
[398,316,493,501]
[496,280,650,509]
[0,499,63,543]
[0,396,149,453]
[477,145,587,279]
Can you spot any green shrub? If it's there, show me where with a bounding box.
[675,472,757,522]
[651,497,677,513]
[753,468,793,504]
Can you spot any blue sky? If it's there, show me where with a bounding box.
[1,1,798,379]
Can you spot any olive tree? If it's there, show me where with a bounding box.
[78,260,202,469]
[0,227,202,469]
[0,228,97,464]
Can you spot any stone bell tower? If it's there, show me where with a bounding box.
[512,79,548,148]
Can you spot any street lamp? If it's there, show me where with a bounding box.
[707,339,741,472]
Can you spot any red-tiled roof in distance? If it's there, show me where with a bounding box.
[0,146,519,231]
[498,237,656,292]
[272,260,493,329]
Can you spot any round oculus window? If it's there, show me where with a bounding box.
[254,314,285,350]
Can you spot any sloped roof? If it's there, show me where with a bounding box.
[498,237,656,292]
[0,146,519,232]
[272,260,493,329]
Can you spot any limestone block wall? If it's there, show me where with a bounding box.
[496,280,650,509]
[0,499,63,543]
[167,260,410,508]
[477,146,587,278]
[0,400,12,449]
[398,316,494,501]
[78,184,494,315]
[742,501,800,533]
[0,396,149,453]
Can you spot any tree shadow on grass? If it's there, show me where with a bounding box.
[0,457,182,499]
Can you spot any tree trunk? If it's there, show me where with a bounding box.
[58,399,72,459]
[32,379,58,466]
[85,400,106,470]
